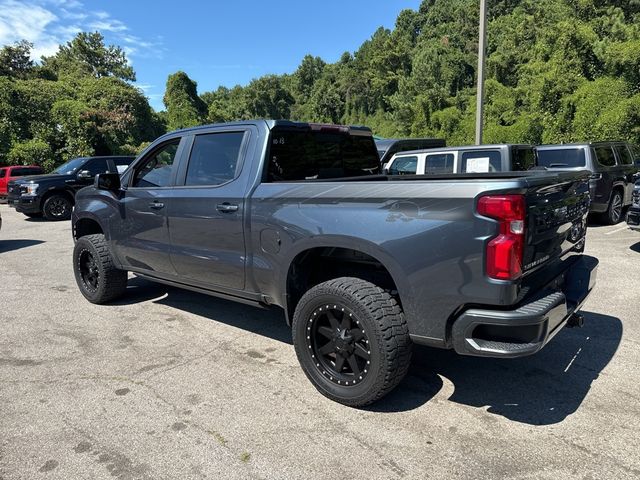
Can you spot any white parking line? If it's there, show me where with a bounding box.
[604,225,629,235]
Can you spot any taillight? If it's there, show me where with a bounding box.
[477,194,526,281]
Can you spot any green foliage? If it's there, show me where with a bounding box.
[163,71,207,130]
[0,41,34,79]
[7,138,52,167]
[0,33,161,170]
[42,32,135,81]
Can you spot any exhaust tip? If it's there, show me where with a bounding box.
[567,313,585,329]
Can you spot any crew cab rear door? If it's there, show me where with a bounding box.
[167,127,253,290]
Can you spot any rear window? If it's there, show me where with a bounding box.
[536,149,586,168]
[511,147,535,171]
[388,156,418,175]
[460,150,502,173]
[425,153,454,174]
[11,167,42,177]
[267,128,380,181]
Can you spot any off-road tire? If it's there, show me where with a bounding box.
[73,234,127,304]
[42,194,72,221]
[292,277,412,407]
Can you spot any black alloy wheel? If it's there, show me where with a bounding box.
[306,304,371,386]
[43,194,72,221]
[293,277,412,407]
[78,248,100,293]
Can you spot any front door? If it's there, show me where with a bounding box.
[167,129,249,290]
[113,139,183,276]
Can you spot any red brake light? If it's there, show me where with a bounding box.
[477,195,526,280]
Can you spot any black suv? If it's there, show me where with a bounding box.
[8,156,134,220]
[536,142,640,224]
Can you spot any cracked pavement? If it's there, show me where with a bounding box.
[1,204,639,479]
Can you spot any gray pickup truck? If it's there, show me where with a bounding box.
[71,120,598,406]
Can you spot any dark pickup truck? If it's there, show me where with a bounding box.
[71,120,598,406]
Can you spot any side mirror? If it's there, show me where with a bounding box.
[77,170,93,180]
[95,173,121,191]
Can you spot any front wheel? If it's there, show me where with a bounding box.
[292,277,412,407]
[73,234,128,304]
[43,194,72,221]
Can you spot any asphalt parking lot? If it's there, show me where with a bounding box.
[1,204,639,480]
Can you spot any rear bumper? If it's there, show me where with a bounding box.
[627,208,640,231]
[451,255,598,358]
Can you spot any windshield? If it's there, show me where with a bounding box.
[53,158,86,175]
[537,148,586,168]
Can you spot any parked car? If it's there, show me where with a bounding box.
[536,142,640,224]
[7,156,134,221]
[384,144,537,175]
[71,120,597,407]
[0,165,44,200]
[375,137,445,166]
[627,181,640,231]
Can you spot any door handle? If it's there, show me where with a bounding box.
[216,203,239,213]
[149,201,164,209]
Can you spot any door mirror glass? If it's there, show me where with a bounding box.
[95,173,121,191]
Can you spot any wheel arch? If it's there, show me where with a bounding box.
[281,236,412,326]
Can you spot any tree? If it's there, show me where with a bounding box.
[42,32,135,81]
[163,71,207,130]
[0,40,34,78]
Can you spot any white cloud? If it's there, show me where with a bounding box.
[0,0,160,61]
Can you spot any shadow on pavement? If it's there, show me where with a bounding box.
[375,311,621,424]
[113,276,292,344]
[630,241,640,253]
[0,239,45,253]
[112,278,621,423]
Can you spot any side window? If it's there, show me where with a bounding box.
[185,132,245,186]
[388,156,418,175]
[593,146,616,167]
[113,157,134,174]
[132,141,180,188]
[512,147,535,171]
[425,154,454,174]
[461,150,502,173]
[0,169,6,178]
[616,146,633,165]
[82,159,110,177]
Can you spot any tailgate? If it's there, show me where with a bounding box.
[522,171,590,275]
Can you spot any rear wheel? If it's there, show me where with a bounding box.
[43,194,72,221]
[73,234,128,304]
[604,190,624,225]
[292,277,412,407]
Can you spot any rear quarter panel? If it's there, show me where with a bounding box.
[249,179,528,343]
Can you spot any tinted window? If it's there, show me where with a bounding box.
[0,169,5,178]
[185,132,245,186]
[512,147,535,171]
[388,156,418,175]
[267,128,380,181]
[616,146,633,165]
[133,142,179,188]
[53,158,87,175]
[425,154,454,174]
[82,159,110,177]
[536,148,586,168]
[594,146,616,167]
[460,150,502,172]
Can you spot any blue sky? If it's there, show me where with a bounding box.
[0,0,422,111]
